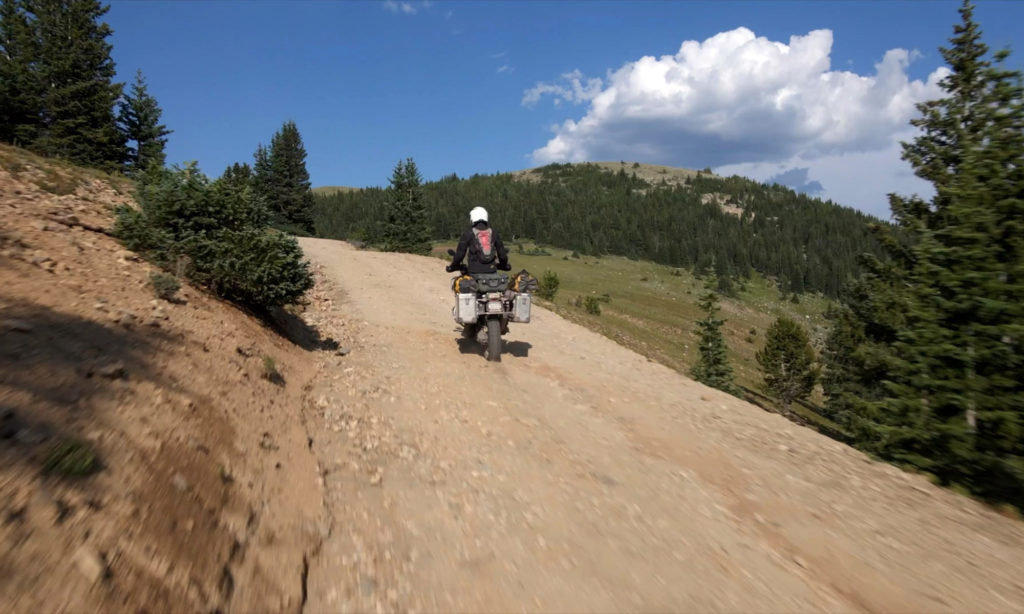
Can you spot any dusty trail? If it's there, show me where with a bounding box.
[299,238,1024,613]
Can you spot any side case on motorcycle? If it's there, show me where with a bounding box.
[455,293,478,324]
[512,293,531,323]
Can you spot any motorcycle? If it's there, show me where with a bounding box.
[446,249,531,362]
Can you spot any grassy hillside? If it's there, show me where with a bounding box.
[511,160,714,187]
[432,240,843,435]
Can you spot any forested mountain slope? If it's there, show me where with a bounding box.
[314,163,885,297]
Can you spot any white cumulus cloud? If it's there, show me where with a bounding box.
[525,27,949,213]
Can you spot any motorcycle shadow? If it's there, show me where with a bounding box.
[454,334,532,358]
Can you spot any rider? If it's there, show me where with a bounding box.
[446,206,511,275]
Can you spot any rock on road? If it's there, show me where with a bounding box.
[298,238,1024,613]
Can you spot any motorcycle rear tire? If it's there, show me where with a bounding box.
[485,318,502,362]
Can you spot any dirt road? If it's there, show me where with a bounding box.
[298,238,1024,613]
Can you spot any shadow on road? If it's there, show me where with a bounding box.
[266,306,339,352]
[505,341,531,358]
[454,336,532,359]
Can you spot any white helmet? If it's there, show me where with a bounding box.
[470,206,488,224]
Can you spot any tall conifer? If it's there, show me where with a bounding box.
[690,276,739,395]
[32,0,125,169]
[118,69,171,174]
[0,0,42,146]
[382,157,431,254]
[267,120,315,233]
[757,316,819,410]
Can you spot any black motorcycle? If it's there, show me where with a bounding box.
[447,250,531,362]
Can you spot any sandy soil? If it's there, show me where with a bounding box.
[299,237,1024,613]
[1,153,325,613]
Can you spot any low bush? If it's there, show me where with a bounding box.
[537,270,560,301]
[149,272,180,301]
[115,163,313,311]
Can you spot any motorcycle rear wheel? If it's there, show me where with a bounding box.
[484,318,502,362]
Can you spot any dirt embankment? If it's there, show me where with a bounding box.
[0,148,329,613]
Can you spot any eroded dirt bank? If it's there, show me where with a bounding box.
[299,237,1024,613]
[1,153,326,613]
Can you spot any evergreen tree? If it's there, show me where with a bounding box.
[0,0,42,147]
[866,1,1024,496]
[115,162,313,310]
[32,0,125,169]
[252,142,272,211]
[757,316,819,410]
[690,276,739,395]
[215,162,268,228]
[382,157,431,254]
[118,69,171,174]
[266,120,315,233]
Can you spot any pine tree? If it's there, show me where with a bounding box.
[252,142,272,206]
[867,1,1024,496]
[382,157,431,254]
[266,120,315,233]
[690,276,739,395]
[215,162,268,228]
[118,69,171,174]
[0,0,42,147]
[757,316,819,410]
[32,0,125,169]
[821,248,910,440]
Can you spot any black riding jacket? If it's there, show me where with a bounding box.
[450,224,509,274]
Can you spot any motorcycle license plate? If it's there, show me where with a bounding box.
[487,300,503,313]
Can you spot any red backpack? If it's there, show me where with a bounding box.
[473,228,496,264]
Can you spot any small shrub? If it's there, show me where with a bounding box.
[571,250,581,259]
[569,295,582,308]
[584,296,601,315]
[537,270,560,301]
[149,271,180,301]
[597,292,612,304]
[43,438,98,476]
[262,355,284,385]
[670,269,682,277]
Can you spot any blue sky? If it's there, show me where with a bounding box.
[105,0,1024,218]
